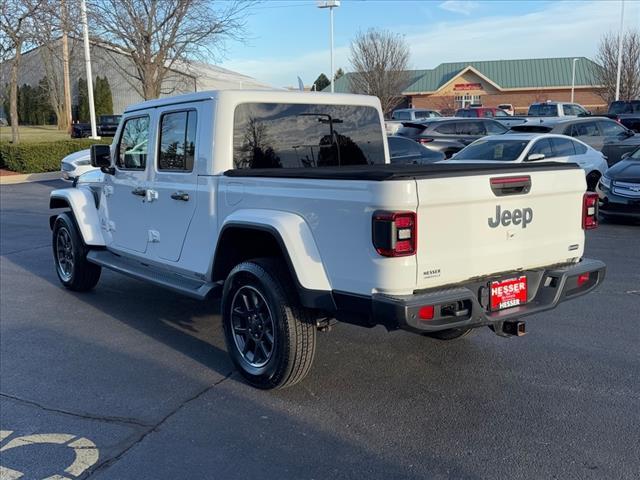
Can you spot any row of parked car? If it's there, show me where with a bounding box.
[387,103,640,221]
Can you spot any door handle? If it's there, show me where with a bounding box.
[170,191,189,201]
[131,187,146,197]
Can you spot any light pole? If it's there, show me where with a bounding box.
[615,0,625,101]
[80,0,99,139]
[571,58,578,103]
[317,1,340,93]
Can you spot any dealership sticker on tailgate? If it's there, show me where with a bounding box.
[490,276,528,311]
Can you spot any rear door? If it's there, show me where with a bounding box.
[146,105,200,262]
[413,166,585,289]
[569,121,603,149]
[456,120,486,145]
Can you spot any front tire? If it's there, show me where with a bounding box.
[221,258,316,389]
[52,212,101,291]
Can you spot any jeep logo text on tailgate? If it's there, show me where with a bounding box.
[488,205,533,228]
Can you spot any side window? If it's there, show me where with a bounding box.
[485,120,507,134]
[562,104,573,116]
[529,138,554,158]
[117,116,150,170]
[483,110,494,117]
[573,105,588,116]
[551,137,576,157]
[598,120,626,137]
[457,121,485,135]
[394,111,410,120]
[435,122,456,134]
[572,121,600,137]
[158,110,197,172]
[573,140,587,155]
[494,109,508,117]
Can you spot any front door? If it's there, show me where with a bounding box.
[103,114,152,254]
[146,107,199,262]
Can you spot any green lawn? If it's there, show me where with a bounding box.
[0,125,72,143]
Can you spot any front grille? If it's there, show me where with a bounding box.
[613,181,640,198]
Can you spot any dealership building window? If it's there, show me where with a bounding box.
[455,94,481,108]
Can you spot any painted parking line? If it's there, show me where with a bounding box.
[0,430,99,480]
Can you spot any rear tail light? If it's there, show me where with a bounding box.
[582,192,599,230]
[372,211,417,257]
[417,138,433,144]
[419,305,434,320]
[577,272,590,287]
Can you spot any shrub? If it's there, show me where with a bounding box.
[0,139,110,173]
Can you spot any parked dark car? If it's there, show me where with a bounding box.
[608,100,640,115]
[396,118,508,158]
[618,115,640,133]
[510,117,638,166]
[387,135,445,164]
[455,107,509,118]
[596,146,640,221]
[71,115,122,138]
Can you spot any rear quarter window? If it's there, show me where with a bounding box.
[233,103,386,168]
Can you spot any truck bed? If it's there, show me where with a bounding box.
[223,162,578,181]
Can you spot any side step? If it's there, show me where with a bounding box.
[87,250,219,300]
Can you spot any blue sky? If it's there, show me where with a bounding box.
[220,0,640,87]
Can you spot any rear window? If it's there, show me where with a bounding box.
[233,103,385,168]
[454,139,529,161]
[528,104,558,116]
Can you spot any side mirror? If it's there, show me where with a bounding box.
[621,152,631,160]
[90,144,114,174]
[526,153,546,162]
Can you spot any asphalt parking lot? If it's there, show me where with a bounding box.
[1,179,639,480]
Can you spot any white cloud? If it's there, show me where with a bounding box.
[222,0,640,87]
[439,1,480,16]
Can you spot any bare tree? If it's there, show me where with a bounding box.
[348,29,410,116]
[593,29,640,104]
[30,0,78,131]
[88,0,252,100]
[0,0,43,143]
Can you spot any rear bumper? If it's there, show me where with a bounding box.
[344,259,605,333]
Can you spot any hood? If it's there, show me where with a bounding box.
[62,149,91,164]
[606,159,640,183]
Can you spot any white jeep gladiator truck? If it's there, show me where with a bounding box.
[49,90,605,389]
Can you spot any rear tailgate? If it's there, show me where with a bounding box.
[415,166,586,289]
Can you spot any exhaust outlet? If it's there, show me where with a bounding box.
[502,320,526,337]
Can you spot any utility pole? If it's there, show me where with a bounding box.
[615,0,625,101]
[80,0,99,139]
[61,0,72,133]
[317,1,340,93]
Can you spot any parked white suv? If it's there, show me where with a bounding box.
[49,90,605,389]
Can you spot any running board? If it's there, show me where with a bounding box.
[87,250,219,300]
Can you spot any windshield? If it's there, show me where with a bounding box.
[454,139,530,161]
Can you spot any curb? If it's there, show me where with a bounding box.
[0,171,61,185]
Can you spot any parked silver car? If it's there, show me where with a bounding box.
[446,133,608,190]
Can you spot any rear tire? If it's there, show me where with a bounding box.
[221,258,316,389]
[586,171,601,191]
[52,212,101,291]
[423,328,473,341]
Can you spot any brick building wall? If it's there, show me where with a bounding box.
[410,88,607,115]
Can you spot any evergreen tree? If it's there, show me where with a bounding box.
[77,78,89,122]
[94,76,114,116]
[313,73,330,92]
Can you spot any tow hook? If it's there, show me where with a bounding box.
[491,320,526,337]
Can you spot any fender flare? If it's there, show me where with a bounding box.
[49,188,105,246]
[219,209,331,293]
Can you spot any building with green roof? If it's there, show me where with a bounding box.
[327,57,606,115]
